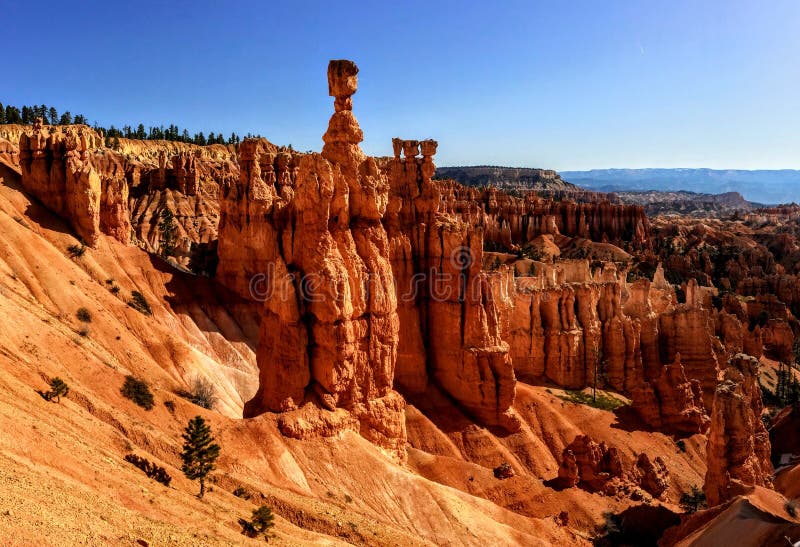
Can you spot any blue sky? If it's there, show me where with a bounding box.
[5,0,800,170]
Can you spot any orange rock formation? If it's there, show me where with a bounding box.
[704,354,774,506]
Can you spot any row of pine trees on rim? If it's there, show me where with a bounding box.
[0,101,254,146]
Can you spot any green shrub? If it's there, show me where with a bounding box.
[558,390,627,411]
[121,375,154,410]
[238,505,275,539]
[679,485,707,514]
[128,291,152,315]
[493,462,514,479]
[600,511,621,537]
[67,243,86,258]
[233,486,251,500]
[786,499,798,518]
[42,377,69,402]
[76,307,92,322]
[124,453,172,486]
[177,376,216,410]
[163,400,176,413]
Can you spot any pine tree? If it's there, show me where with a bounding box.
[158,207,178,257]
[6,106,21,124]
[48,107,58,125]
[180,416,220,498]
[794,338,800,368]
[74,114,87,125]
[46,377,70,402]
[59,111,73,125]
[0,103,5,124]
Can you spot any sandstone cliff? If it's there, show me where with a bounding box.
[18,120,128,245]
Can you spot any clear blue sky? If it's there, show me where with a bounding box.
[5,0,800,170]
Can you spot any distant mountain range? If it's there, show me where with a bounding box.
[560,168,800,205]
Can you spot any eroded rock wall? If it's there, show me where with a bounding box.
[433,182,650,253]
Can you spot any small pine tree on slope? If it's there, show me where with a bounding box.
[180,416,220,498]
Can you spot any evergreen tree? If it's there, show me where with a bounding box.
[208,132,216,144]
[0,103,5,124]
[136,123,146,139]
[158,207,178,257]
[194,132,206,146]
[180,416,220,498]
[74,114,87,125]
[6,106,21,123]
[48,107,58,125]
[181,129,191,142]
[59,111,72,125]
[21,106,33,124]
